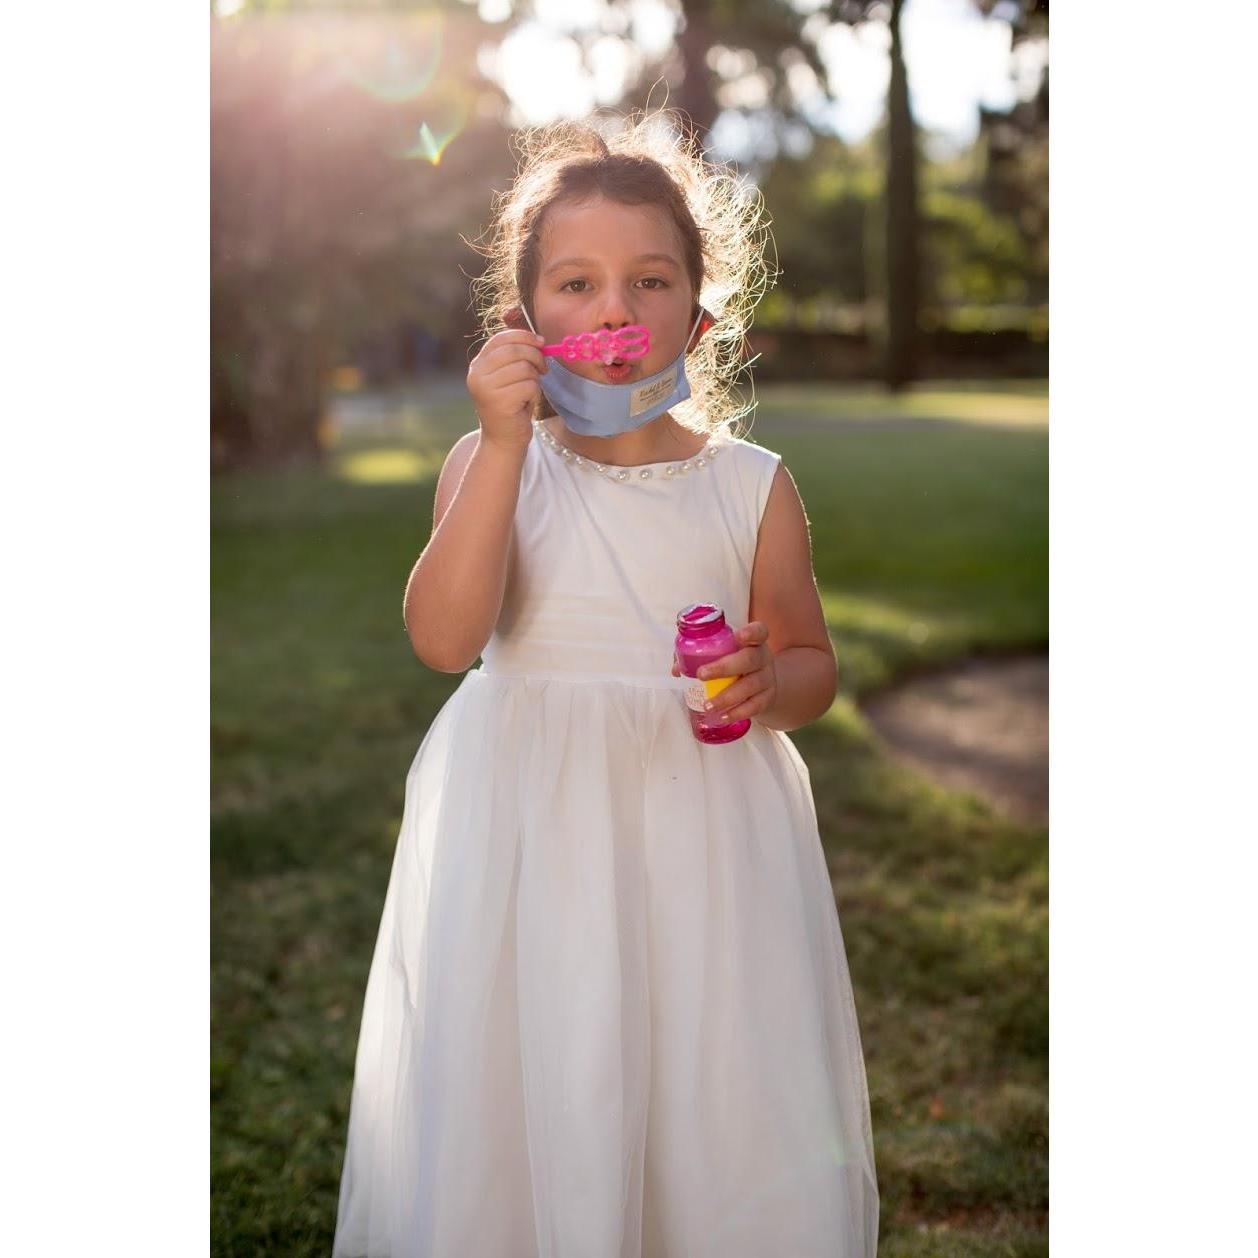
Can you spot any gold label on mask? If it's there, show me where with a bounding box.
[629,369,677,417]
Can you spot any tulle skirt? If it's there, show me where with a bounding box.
[332,667,878,1257]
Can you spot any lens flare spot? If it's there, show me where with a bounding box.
[404,122,447,165]
[401,94,471,165]
[350,16,443,102]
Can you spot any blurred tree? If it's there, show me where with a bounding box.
[754,0,1046,386]
[798,0,917,390]
[672,0,718,142]
[972,0,1048,304]
[211,7,512,468]
[665,0,833,149]
[883,0,918,387]
[761,125,1039,334]
[465,0,829,153]
[758,132,878,314]
[919,184,1035,311]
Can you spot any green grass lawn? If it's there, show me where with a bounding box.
[212,379,1048,1256]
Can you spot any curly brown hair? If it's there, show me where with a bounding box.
[467,109,777,439]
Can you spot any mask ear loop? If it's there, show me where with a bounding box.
[504,304,558,420]
[508,304,539,336]
[688,306,715,352]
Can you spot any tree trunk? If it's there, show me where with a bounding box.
[883,0,921,389]
[674,0,719,146]
[246,328,326,468]
[211,311,327,472]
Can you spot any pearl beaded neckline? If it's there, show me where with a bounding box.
[532,419,727,483]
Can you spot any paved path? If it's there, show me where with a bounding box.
[860,654,1048,827]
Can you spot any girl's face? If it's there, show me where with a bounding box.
[530,194,698,386]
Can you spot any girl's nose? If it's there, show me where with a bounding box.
[598,294,637,329]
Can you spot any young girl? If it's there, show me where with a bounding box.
[332,112,878,1258]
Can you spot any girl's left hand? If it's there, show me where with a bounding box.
[670,620,778,725]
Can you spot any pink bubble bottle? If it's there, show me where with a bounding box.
[674,602,751,744]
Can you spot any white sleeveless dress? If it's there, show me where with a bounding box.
[331,418,879,1257]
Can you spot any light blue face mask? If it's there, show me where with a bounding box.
[519,305,706,439]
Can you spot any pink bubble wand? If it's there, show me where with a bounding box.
[541,325,651,365]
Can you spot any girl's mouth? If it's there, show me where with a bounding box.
[601,360,633,383]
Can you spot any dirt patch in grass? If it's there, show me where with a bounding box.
[860,654,1048,827]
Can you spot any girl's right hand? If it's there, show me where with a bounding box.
[467,328,548,452]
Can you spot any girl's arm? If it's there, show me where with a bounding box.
[747,464,839,733]
[403,431,527,672]
[755,645,838,733]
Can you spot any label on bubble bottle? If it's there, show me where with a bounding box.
[683,675,735,713]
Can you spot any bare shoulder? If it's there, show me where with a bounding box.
[432,429,483,531]
[748,460,834,657]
